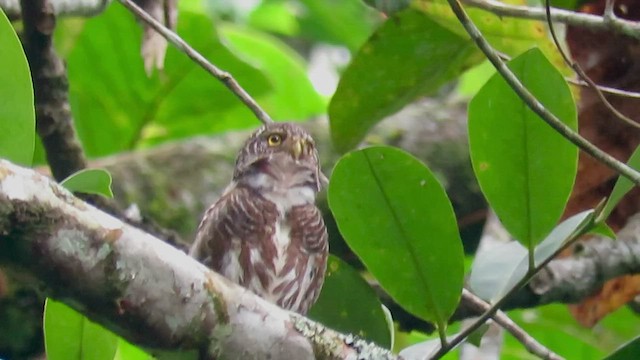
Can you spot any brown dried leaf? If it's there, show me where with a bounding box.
[134,0,179,75]
[569,275,640,327]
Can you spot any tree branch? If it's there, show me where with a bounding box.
[21,0,88,182]
[19,0,188,251]
[116,0,273,125]
[0,159,398,360]
[463,0,640,39]
[0,0,110,19]
[461,289,563,360]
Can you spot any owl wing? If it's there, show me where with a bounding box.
[288,204,329,313]
[189,184,278,273]
[289,205,328,254]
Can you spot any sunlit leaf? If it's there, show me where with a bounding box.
[505,304,640,359]
[60,168,114,198]
[413,0,571,74]
[298,0,380,51]
[113,339,152,360]
[589,222,616,239]
[469,48,577,250]
[219,24,324,120]
[470,211,593,301]
[0,8,34,166]
[308,255,392,348]
[44,299,118,360]
[248,1,300,36]
[329,8,479,152]
[469,241,527,301]
[602,329,640,359]
[329,146,464,330]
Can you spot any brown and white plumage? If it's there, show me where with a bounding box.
[190,122,328,314]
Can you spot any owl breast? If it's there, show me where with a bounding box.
[196,184,327,314]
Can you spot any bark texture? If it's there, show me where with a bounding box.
[0,159,399,360]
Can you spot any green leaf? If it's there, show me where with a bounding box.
[248,1,300,36]
[61,168,114,198]
[470,210,594,301]
[598,144,640,222]
[66,5,271,156]
[469,48,578,250]
[328,146,464,330]
[0,7,35,166]
[413,0,571,75]
[308,255,392,348]
[466,323,490,347]
[589,222,616,239]
[114,339,152,360]
[218,24,325,120]
[504,305,605,359]
[329,8,480,152]
[605,336,640,360]
[297,0,380,51]
[456,60,495,97]
[469,241,527,302]
[44,299,118,360]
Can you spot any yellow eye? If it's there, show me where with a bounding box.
[267,134,282,146]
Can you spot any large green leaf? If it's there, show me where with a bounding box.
[598,144,640,222]
[61,168,114,198]
[65,4,284,156]
[0,8,35,166]
[469,48,577,250]
[308,255,392,348]
[329,8,480,152]
[44,299,118,360]
[328,146,464,330]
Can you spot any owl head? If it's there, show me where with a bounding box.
[233,122,325,192]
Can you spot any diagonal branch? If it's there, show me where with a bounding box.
[117,0,273,125]
[463,0,640,39]
[0,159,398,360]
[461,289,563,360]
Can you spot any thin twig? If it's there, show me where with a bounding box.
[497,53,640,99]
[462,289,564,360]
[567,78,640,99]
[117,0,273,125]
[446,0,640,187]
[463,0,640,39]
[544,0,640,130]
[432,209,591,358]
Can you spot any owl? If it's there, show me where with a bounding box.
[190,122,328,314]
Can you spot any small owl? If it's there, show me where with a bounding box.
[190,122,328,314]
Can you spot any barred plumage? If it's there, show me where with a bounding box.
[190,122,328,314]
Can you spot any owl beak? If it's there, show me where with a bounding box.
[291,138,305,160]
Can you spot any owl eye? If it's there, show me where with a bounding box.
[267,134,283,146]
